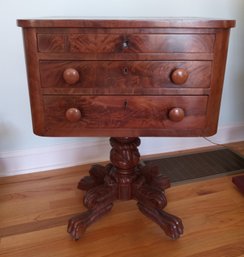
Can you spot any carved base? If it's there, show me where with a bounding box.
[67,137,184,240]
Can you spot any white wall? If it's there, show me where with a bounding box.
[0,0,243,176]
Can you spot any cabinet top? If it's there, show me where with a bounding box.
[17,17,235,28]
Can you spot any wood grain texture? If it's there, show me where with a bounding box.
[0,141,243,257]
[42,95,208,136]
[16,18,236,244]
[37,34,66,53]
[67,33,214,53]
[17,18,236,28]
[39,60,212,89]
[17,18,235,137]
[205,30,231,136]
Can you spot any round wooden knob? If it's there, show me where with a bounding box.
[63,68,80,85]
[168,108,185,122]
[171,68,189,85]
[65,108,81,122]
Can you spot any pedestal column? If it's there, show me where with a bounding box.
[67,137,183,240]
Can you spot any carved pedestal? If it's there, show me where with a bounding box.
[67,137,183,240]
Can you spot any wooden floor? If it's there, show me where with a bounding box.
[0,141,244,257]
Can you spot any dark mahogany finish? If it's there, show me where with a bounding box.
[18,18,235,240]
[39,60,211,89]
[171,68,189,85]
[63,68,80,85]
[68,137,183,240]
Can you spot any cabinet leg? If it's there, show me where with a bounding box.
[133,164,183,239]
[67,203,113,240]
[67,163,117,240]
[137,203,183,240]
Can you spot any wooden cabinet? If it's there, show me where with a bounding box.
[18,18,235,240]
[18,18,234,138]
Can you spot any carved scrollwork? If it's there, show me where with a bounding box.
[68,137,183,241]
[137,203,184,240]
[78,164,108,190]
[83,184,116,210]
[67,204,113,240]
[134,184,167,209]
[140,165,170,190]
[110,137,141,170]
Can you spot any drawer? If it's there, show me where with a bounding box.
[39,61,212,89]
[37,33,214,53]
[37,34,66,53]
[42,95,208,135]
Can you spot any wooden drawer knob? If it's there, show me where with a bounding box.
[65,108,81,122]
[63,68,80,85]
[168,108,185,122]
[171,68,189,85]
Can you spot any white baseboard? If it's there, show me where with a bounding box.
[1,123,244,177]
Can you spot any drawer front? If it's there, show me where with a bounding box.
[37,34,66,53]
[40,61,211,89]
[37,33,214,53]
[42,96,208,135]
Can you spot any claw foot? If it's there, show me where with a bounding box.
[67,203,113,240]
[137,202,183,240]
